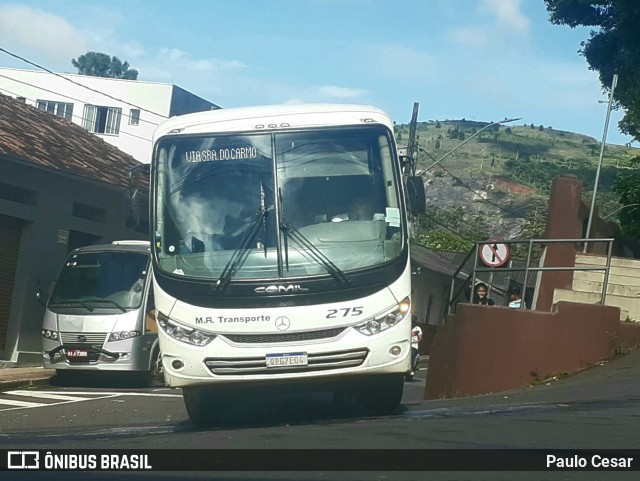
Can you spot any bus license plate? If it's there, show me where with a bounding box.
[66,349,88,358]
[266,352,308,368]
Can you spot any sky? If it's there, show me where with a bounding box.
[0,0,635,146]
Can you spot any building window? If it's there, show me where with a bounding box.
[36,100,73,121]
[0,181,38,206]
[129,109,140,125]
[83,105,122,135]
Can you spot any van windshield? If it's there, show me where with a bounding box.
[49,252,150,310]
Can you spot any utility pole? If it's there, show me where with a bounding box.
[584,73,618,252]
[405,102,419,174]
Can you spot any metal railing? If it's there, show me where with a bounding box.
[447,238,615,314]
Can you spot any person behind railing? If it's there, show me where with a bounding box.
[472,282,495,306]
[508,286,523,309]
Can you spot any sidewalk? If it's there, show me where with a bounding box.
[0,365,55,390]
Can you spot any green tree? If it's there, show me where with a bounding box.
[72,51,139,79]
[413,231,474,252]
[613,170,640,237]
[545,0,640,140]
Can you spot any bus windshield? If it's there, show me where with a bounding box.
[154,125,404,281]
[49,252,150,310]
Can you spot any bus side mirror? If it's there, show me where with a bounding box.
[407,176,426,215]
[125,164,151,228]
[125,189,150,228]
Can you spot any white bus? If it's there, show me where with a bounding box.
[41,241,162,385]
[147,104,423,425]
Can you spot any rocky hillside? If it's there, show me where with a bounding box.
[396,120,640,246]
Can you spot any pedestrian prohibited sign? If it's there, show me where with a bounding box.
[479,241,510,267]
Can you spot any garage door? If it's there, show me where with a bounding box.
[0,215,22,351]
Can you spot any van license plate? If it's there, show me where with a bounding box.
[266,352,308,368]
[66,349,88,358]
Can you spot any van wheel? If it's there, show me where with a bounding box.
[54,370,73,386]
[354,375,404,413]
[183,386,219,428]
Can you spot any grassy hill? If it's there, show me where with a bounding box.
[395,120,640,249]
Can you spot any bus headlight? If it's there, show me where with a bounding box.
[41,329,59,340]
[354,297,410,336]
[108,330,141,342]
[157,313,215,346]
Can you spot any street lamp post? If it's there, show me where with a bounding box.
[602,203,640,220]
[584,73,618,252]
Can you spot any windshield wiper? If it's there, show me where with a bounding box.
[280,222,351,287]
[48,300,95,312]
[83,298,127,312]
[215,185,270,292]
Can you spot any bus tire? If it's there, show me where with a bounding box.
[354,375,404,413]
[149,347,164,386]
[183,386,218,427]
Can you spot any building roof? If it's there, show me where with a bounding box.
[410,243,461,277]
[0,93,141,187]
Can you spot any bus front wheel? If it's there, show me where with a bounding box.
[150,347,164,385]
[354,375,404,413]
[183,386,220,427]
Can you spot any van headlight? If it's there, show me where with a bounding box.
[157,312,215,346]
[108,330,141,342]
[354,297,410,336]
[41,329,59,340]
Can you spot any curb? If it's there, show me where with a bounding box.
[0,376,54,391]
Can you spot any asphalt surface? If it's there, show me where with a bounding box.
[2,346,640,402]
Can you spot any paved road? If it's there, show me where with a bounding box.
[0,353,639,480]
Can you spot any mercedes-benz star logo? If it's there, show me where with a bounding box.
[275,316,290,331]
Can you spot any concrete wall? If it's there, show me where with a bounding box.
[535,175,619,311]
[553,253,640,321]
[425,301,639,400]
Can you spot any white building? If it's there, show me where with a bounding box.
[0,67,220,163]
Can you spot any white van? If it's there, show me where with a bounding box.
[41,241,162,384]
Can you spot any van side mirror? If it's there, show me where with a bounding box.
[407,176,426,215]
[36,279,47,307]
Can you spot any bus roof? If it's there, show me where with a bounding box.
[153,104,394,140]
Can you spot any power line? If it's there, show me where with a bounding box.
[420,118,520,173]
[417,144,529,218]
[0,85,152,144]
[418,211,476,242]
[0,46,169,119]
[0,72,161,128]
